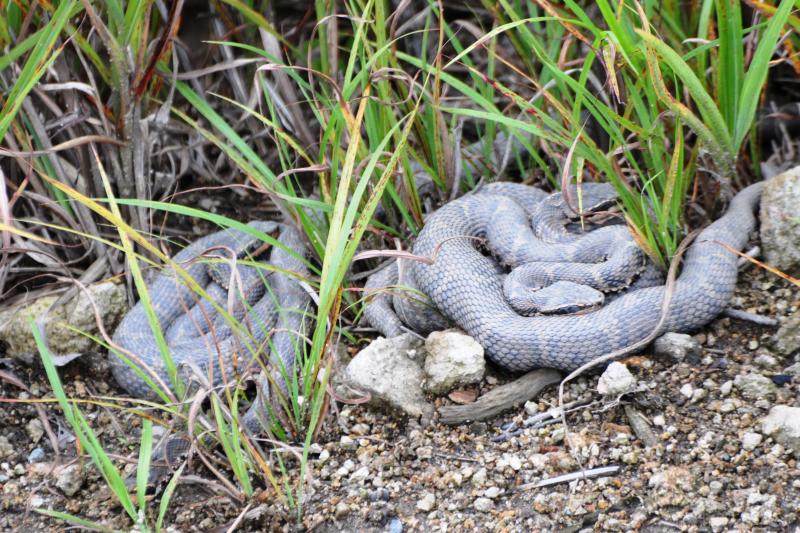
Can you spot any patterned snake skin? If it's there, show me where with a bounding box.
[365,181,764,372]
[111,221,310,435]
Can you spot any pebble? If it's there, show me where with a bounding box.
[27,448,45,463]
[654,333,701,362]
[471,468,487,487]
[483,487,501,499]
[0,437,12,460]
[334,502,349,518]
[720,380,733,395]
[680,383,694,398]
[25,420,44,444]
[388,518,403,533]
[339,436,357,450]
[741,432,763,451]
[473,497,493,512]
[54,464,84,496]
[596,362,636,396]
[734,373,777,399]
[349,466,370,482]
[416,492,435,512]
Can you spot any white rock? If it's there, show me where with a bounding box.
[416,492,436,511]
[597,362,636,397]
[344,334,432,417]
[741,432,763,451]
[760,166,800,273]
[483,486,501,499]
[473,497,493,512]
[653,333,701,362]
[734,373,777,400]
[423,330,485,395]
[54,464,84,496]
[680,383,694,398]
[761,405,800,456]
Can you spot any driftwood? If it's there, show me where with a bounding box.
[438,368,562,425]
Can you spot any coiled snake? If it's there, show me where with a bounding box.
[111,221,310,437]
[365,180,763,371]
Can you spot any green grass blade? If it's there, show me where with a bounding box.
[733,0,794,149]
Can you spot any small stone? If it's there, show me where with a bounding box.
[339,436,357,450]
[350,466,370,482]
[484,486,501,499]
[773,314,800,357]
[652,414,666,427]
[343,334,432,417]
[416,492,436,512]
[423,330,485,395]
[654,333,701,362]
[471,467,487,486]
[334,502,349,518]
[27,448,45,463]
[0,437,13,460]
[734,373,777,400]
[720,381,733,395]
[747,339,759,351]
[317,450,330,463]
[350,423,370,436]
[416,446,433,460]
[709,516,729,531]
[473,497,493,512]
[741,432,763,451]
[761,405,800,456]
[54,464,85,496]
[709,480,723,494]
[760,166,800,273]
[597,362,636,397]
[754,354,777,368]
[25,420,44,444]
[388,518,403,533]
[524,401,540,415]
[680,383,694,398]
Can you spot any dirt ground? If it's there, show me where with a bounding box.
[0,266,798,532]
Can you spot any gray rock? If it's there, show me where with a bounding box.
[760,166,800,274]
[597,362,636,397]
[741,432,763,451]
[27,447,45,463]
[416,492,436,511]
[25,419,44,444]
[473,497,493,512]
[0,436,13,459]
[761,405,800,456]
[653,333,701,363]
[343,334,432,418]
[54,464,85,496]
[773,313,800,357]
[0,282,126,364]
[784,362,800,376]
[423,330,485,395]
[734,373,777,399]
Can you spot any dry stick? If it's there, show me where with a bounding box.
[556,230,699,471]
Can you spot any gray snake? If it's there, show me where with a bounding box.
[111,221,310,435]
[365,180,763,371]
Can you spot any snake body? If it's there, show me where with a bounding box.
[111,221,309,433]
[366,181,763,372]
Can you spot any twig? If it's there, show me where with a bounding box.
[516,465,621,491]
[623,404,659,448]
